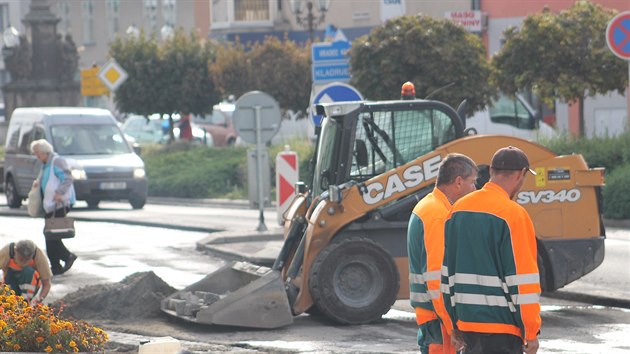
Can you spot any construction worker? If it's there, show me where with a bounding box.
[408,153,478,354]
[0,240,52,305]
[442,146,541,354]
[401,81,416,100]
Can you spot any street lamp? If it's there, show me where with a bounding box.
[126,25,140,39]
[290,0,331,42]
[3,26,20,48]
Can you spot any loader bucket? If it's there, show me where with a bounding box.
[161,261,293,329]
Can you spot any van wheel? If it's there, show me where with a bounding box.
[309,236,399,325]
[5,177,22,209]
[130,196,146,209]
[86,199,100,209]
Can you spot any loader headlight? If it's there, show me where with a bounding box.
[71,168,87,180]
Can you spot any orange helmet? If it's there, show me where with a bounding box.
[401,81,415,99]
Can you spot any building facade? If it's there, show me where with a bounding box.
[0,0,627,137]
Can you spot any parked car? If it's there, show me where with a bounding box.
[121,114,213,146]
[466,93,557,140]
[192,101,239,147]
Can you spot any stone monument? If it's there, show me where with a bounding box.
[2,0,80,120]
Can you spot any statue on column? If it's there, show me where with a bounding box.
[3,35,32,82]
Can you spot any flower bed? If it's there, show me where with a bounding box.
[0,285,108,353]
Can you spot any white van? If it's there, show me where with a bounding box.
[4,107,147,209]
[466,94,556,140]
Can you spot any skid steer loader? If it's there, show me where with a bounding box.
[162,99,605,329]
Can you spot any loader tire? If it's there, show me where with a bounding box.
[309,236,399,325]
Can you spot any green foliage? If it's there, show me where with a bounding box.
[349,15,494,116]
[209,37,312,112]
[141,140,315,200]
[603,164,630,219]
[543,131,630,172]
[143,143,248,198]
[109,29,221,117]
[209,40,252,99]
[491,1,627,135]
[248,37,312,112]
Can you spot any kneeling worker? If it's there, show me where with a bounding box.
[0,240,52,305]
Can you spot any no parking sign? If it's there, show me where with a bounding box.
[606,11,630,60]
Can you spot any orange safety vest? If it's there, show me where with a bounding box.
[4,243,41,302]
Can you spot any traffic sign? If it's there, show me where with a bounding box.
[312,62,351,83]
[80,66,109,96]
[98,59,128,91]
[233,91,281,144]
[312,40,351,62]
[311,29,352,84]
[606,11,630,60]
[310,82,363,126]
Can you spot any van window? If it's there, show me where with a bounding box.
[489,95,536,130]
[5,122,20,153]
[51,124,131,155]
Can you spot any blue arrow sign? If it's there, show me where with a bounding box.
[311,82,363,126]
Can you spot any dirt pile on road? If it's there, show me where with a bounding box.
[52,271,177,321]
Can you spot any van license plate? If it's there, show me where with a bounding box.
[100,182,126,190]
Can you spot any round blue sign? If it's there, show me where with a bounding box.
[606,12,630,60]
[311,82,363,126]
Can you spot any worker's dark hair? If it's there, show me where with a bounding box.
[436,153,477,186]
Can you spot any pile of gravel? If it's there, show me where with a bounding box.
[52,271,176,321]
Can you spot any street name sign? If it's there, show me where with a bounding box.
[311,29,352,84]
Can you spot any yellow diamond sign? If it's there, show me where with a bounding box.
[97,59,128,91]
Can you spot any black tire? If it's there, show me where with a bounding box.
[309,236,399,325]
[129,196,146,209]
[86,199,100,209]
[5,176,22,209]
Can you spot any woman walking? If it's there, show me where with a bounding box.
[31,139,77,275]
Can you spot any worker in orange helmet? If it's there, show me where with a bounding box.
[401,81,416,100]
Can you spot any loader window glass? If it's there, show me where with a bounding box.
[350,108,457,180]
[312,119,339,196]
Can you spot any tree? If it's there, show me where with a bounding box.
[349,15,494,116]
[491,1,627,137]
[210,36,312,113]
[248,36,312,112]
[110,29,220,140]
[208,39,253,100]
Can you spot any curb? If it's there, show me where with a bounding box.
[542,290,630,309]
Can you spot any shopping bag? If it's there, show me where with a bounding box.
[27,187,43,217]
[44,212,75,240]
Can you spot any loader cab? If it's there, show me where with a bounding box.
[313,100,464,197]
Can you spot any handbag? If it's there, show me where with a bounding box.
[27,187,43,217]
[44,208,75,240]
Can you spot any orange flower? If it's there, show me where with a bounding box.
[69,340,77,348]
[44,346,53,353]
[56,343,63,350]
[12,343,20,351]
[36,336,45,343]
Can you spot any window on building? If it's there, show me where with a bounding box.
[57,1,72,35]
[0,3,9,32]
[212,0,229,23]
[144,0,158,33]
[235,0,270,21]
[162,0,177,26]
[106,0,120,40]
[81,0,95,44]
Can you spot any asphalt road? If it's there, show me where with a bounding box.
[0,197,629,353]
